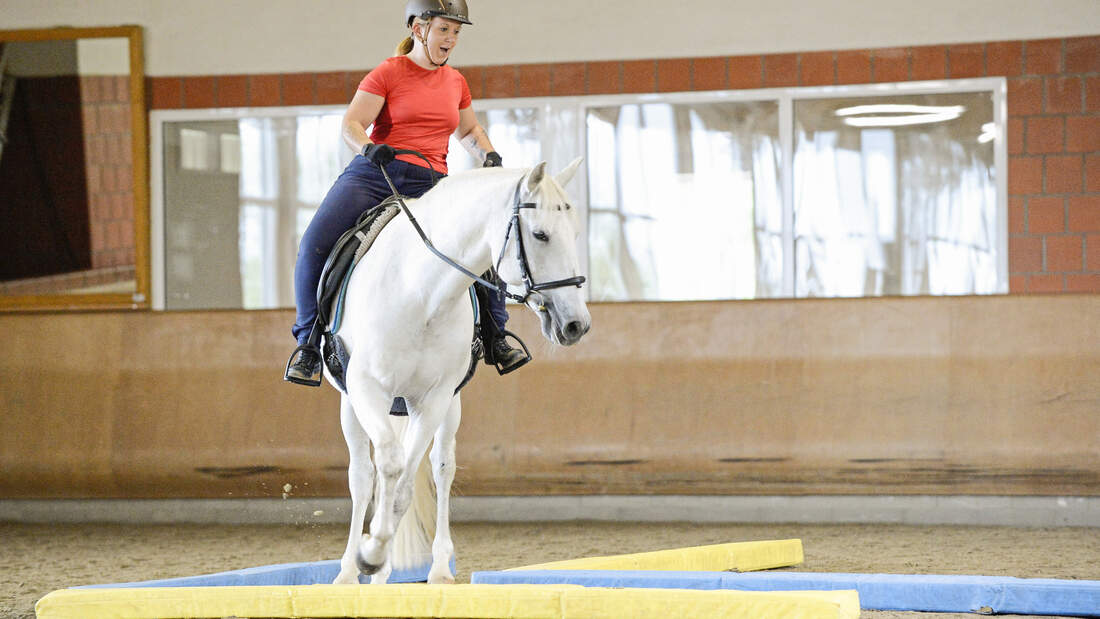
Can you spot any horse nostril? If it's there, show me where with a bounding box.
[563,320,584,340]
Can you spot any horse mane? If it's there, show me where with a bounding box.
[415,166,581,232]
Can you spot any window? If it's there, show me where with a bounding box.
[151,78,1006,310]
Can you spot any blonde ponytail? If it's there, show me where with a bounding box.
[394,36,414,56]
[395,16,431,56]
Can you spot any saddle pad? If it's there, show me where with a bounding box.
[327,201,400,334]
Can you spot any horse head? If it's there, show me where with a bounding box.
[492,158,591,346]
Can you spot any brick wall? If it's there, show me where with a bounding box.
[80,74,135,271]
[147,35,1100,293]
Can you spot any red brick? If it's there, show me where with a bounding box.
[149,77,182,109]
[1025,38,1062,75]
[518,63,551,97]
[873,47,909,82]
[1046,76,1082,113]
[1026,116,1064,153]
[948,43,984,77]
[80,75,101,103]
[1066,273,1100,292]
[1008,77,1042,116]
[587,61,621,95]
[1008,116,1025,154]
[657,58,692,93]
[1087,77,1100,113]
[282,73,314,105]
[728,55,762,89]
[482,65,517,99]
[1028,196,1065,233]
[455,66,482,100]
[181,76,216,109]
[1010,235,1043,271]
[799,51,834,86]
[692,57,727,91]
[1009,196,1026,234]
[1068,195,1100,232]
[910,45,947,80]
[1065,115,1100,152]
[314,72,347,105]
[1089,154,1100,192]
[1087,233,1100,269]
[837,50,872,84]
[1008,156,1043,194]
[986,41,1023,76]
[551,62,586,96]
[116,75,132,104]
[346,70,365,101]
[1065,35,1100,74]
[1009,274,1026,292]
[217,75,248,107]
[249,74,281,106]
[763,53,798,87]
[1028,273,1064,292]
[1045,155,1084,193]
[1046,235,1084,271]
[622,60,656,93]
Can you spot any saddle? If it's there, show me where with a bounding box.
[288,195,485,410]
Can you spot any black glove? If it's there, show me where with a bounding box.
[361,143,396,166]
[483,151,503,167]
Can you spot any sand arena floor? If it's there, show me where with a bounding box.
[2,520,1097,619]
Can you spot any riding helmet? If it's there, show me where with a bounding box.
[405,0,472,26]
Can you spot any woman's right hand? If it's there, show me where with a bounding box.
[361,143,396,166]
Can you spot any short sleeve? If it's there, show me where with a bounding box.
[457,72,472,108]
[358,61,392,97]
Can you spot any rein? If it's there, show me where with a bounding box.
[376,150,585,304]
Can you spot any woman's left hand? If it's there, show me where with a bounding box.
[483,151,503,167]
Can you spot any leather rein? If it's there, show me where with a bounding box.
[377,150,585,304]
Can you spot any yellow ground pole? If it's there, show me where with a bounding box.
[509,539,804,572]
[36,583,859,619]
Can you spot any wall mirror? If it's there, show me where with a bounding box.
[0,26,148,310]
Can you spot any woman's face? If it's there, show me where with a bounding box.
[416,17,462,63]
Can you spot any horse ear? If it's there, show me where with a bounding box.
[555,157,584,188]
[526,161,548,193]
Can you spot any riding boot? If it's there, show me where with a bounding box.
[474,280,531,375]
[285,323,324,386]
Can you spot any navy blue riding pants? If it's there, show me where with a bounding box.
[292,156,509,345]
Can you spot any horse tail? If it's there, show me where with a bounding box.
[388,415,436,572]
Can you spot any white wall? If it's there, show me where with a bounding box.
[3,0,1098,76]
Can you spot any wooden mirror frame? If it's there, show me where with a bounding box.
[0,25,148,311]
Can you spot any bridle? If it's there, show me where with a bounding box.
[377,151,586,305]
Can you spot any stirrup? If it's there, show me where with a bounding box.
[493,330,532,376]
[284,344,323,387]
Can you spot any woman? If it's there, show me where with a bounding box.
[286,0,527,385]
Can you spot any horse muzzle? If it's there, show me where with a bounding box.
[533,296,590,346]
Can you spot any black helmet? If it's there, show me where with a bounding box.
[405,0,472,27]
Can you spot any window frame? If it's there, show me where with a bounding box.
[149,77,1007,309]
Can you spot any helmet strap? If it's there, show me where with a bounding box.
[415,20,447,67]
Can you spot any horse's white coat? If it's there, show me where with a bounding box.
[330,160,590,585]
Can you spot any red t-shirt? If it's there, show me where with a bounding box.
[358,56,472,173]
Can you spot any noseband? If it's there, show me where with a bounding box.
[377,152,585,304]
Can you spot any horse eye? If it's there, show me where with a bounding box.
[533,231,550,242]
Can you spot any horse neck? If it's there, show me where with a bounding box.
[392,169,521,312]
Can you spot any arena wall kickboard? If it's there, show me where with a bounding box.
[509,538,804,572]
[35,583,860,619]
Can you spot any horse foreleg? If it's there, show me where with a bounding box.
[334,395,374,584]
[427,394,461,584]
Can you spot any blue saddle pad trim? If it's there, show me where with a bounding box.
[470,569,1100,616]
[77,557,455,588]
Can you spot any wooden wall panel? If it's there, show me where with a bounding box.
[0,295,1097,499]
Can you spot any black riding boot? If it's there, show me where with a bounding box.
[284,346,322,386]
[491,335,529,374]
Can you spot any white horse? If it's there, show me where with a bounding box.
[329,158,591,585]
